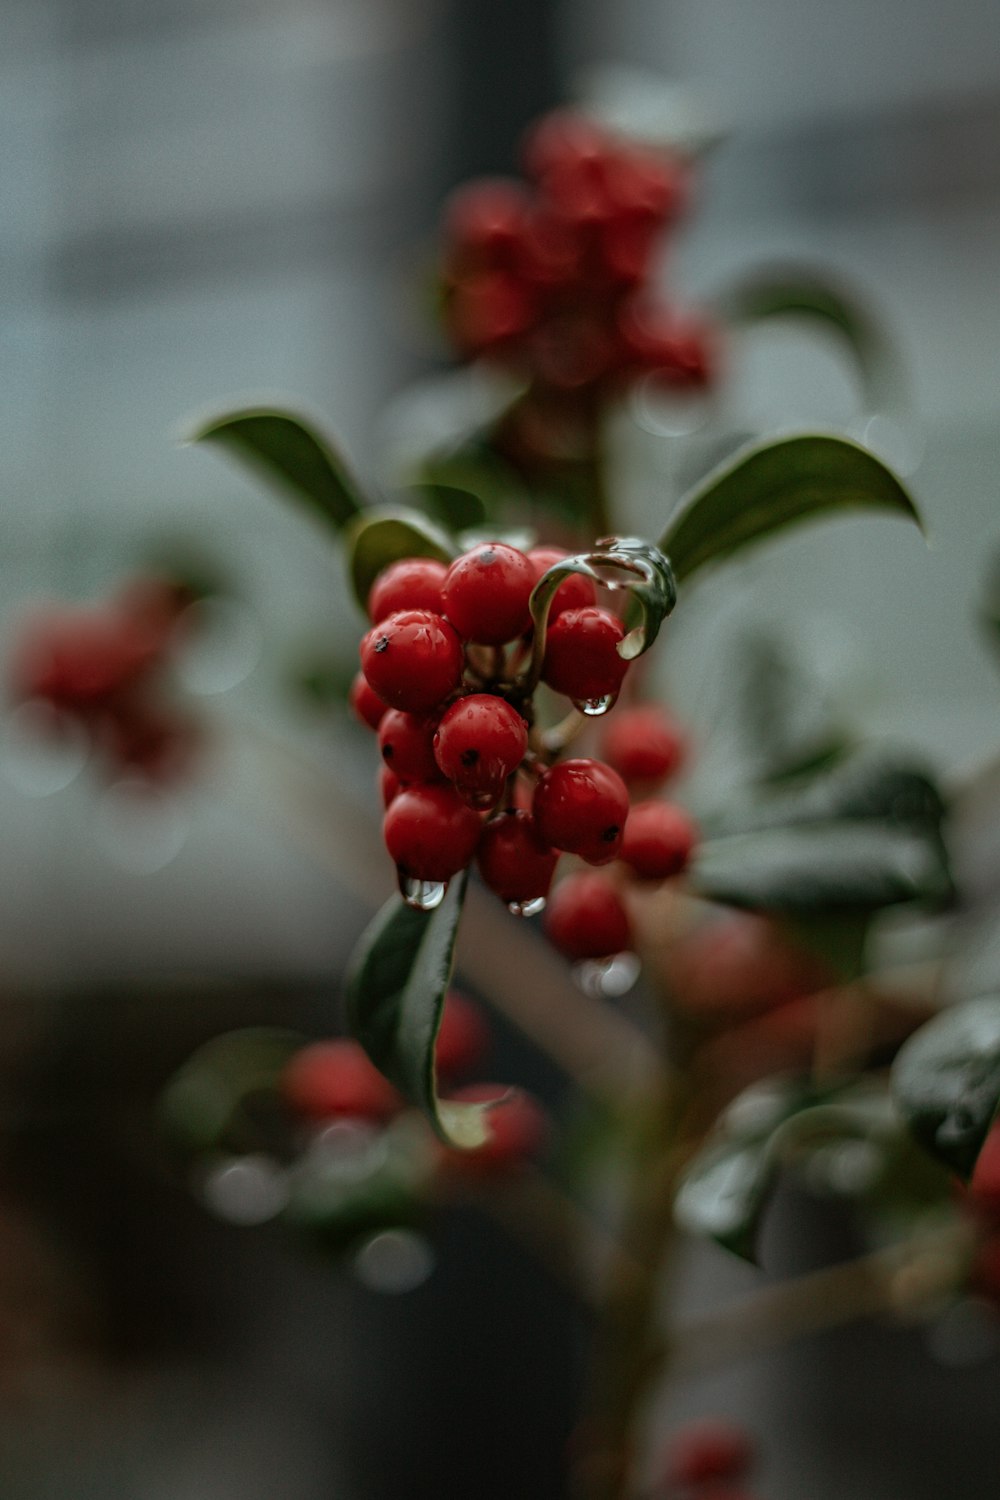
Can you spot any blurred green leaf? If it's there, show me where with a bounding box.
[189,406,367,532]
[892,996,1000,1179]
[160,1027,303,1153]
[716,267,906,415]
[345,507,457,613]
[404,482,487,533]
[344,876,490,1149]
[660,434,922,583]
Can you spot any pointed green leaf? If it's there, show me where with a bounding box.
[189,406,367,531]
[404,482,487,533]
[345,507,457,613]
[716,268,906,415]
[690,820,952,915]
[344,876,490,1149]
[659,434,922,583]
[891,996,1000,1179]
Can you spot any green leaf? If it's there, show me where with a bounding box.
[659,434,922,584]
[345,507,457,613]
[525,537,676,692]
[404,482,488,533]
[728,630,853,786]
[891,996,1000,1179]
[160,1027,304,1153]
[344,875,489,1149]
[690,820,952,915]
[189,406,367,532]
[282,1118,429,1254]
[715,267,906,416]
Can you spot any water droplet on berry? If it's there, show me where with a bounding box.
[573,951,641,998]
[400,875,447,911]
[464,789,500,812]
[2,701,90,795]
[575,694,617,717]
[507,896,546,918]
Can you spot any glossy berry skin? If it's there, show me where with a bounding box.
[378,709,442,785]
[541,606,629,704]
[434,989,491,1079]
[660,1419,755,1490]
[441,543,536,645]
[360,609,463,714]
[281,1039,401,1122]
[379,765,401,808]
[367,557,448,624]
[599,703,685,787]
[476,808,559,905]
[620,800,697,881]
[349,671,388,731]
[528,546,597,619]
[439,1084,548,1176]
[433,694,528,807]
[383,782,483,882]
[544,871,632,960]
[533,757,629,864]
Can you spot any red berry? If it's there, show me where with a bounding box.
[444,178,532,270]
[281,1039,401,1122]
[447,272,536,357]
[527,547,597,618]
[359,609,463,713]
[620,800,697,881]
[541,606,629,705]
[441,543,536,645]
[433,693,528,807]
[378,709,442,785]
[660,1419,755,1490]
[533,757,629,864]
[434,990,491,1079]
[439,1083,547,1175]
[970,1121,1000,1219]
[349,671,388,730]
[599,704,686,787]
[544,871,632,960]
[666,912,831,1021]
[521,111,609,187]
[379,765,401,808]
[476,809,559,907]
[367,557,448,624]
[383,782,483,882]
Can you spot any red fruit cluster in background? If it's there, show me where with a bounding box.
[8,575,199,783]
[657,1418,760,1500]
[440,110,715,400]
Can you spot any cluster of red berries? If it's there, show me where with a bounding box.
[440,110,713,398]
[8,576,198,782]
[280,990,547,1179]
[351,540,697,972]
[959,1120,1000,1308]
[656,1419,760,1500]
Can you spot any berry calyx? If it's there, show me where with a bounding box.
[441,542,536,645]
[360,609,463,713]
[383,782,483,883]
[620,800,698,881]
[599,703,686,787]
[367,557,448,623]
[541,606,629,705]
[433,693,528,807]
[280,1039,401,1122]
[533,757,629,864]
[544,870,632,960]
[476,808,559,907]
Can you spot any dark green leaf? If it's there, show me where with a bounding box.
[716,267,906,415]
[659,434,922,584]
[690,820,952,915]
[282,1120,428,1254]
[891,996,1000,1179]
[189,406,367,531]
[345,507,457,613]
[728,630,853,786]
[525,537,676,691]
[344,876,490,1148]
[160,1027,303,1153]
[404,482,487,532]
